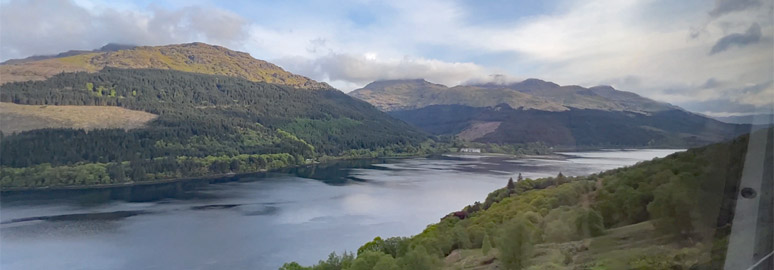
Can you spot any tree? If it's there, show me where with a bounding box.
[507,177,515,191]
[229,159,241,172]
[107,163,126,182]
[279,262,308,270]
[358,237,385,255]
[556,172,567,185]
[482,234,492,256]
[517,173,524,182]
[313,252,354,270]
[398,246,438,270]
[575,209,605,238]
[498,219,534,270]
[372,255,399,270]
[349,251,388,270]
[647,180,699,237]
[453,225,472,249]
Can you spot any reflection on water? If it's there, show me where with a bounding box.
[0,149,680,270]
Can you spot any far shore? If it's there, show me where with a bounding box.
[0,147,683,193]
[0,154,428,192]
[0,171,246,193]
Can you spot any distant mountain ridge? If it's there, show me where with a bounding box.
[0,43,137,65]
[0,42,329,89]
[389,104,749,148]
[349,78,677,113]
[712,113,774,125]
[350,78,748,148]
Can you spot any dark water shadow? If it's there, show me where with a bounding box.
[0,158,394,205]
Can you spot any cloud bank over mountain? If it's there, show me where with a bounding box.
[1,0,771,115]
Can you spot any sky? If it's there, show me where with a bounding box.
[1,0,772,116]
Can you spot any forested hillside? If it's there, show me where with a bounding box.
[0,68,430,189]
[390,104,749,148]
[286,128,770,269]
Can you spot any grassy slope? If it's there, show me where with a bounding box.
[0,43,328,89]
[0,102,157,134]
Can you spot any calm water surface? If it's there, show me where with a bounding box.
[0,149,680,270]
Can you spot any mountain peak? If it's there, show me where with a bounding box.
[510,78,560,90]
[362,78,440,90]
[0,42,330,89]
[590,84,615,89]
[472,77,560,90]
[373,78,430,84]
[522,78,549,83]
[98,43,136,52]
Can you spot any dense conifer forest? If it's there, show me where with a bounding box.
[0,68,431,188]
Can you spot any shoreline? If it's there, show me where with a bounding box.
[0,147,683,193]
[0,154,434,193]
[0,171,246,193]
[442,152,568,160]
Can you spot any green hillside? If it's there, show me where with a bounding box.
[285,128,770,269]
[0,68,430,189]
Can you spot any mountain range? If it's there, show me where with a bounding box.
[349,78,677,113]
[350,79,749,148]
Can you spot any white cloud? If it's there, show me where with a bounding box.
[0,0,249,60]
[242,0,773,112]
[275,53,488,91]
[453,0,774,112]
[1,0,772,114]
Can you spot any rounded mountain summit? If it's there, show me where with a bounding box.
[0,42,330,89]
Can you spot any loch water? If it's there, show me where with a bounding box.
[0,149,680,270]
